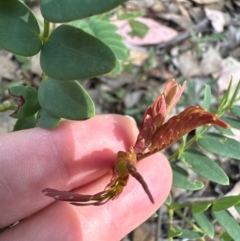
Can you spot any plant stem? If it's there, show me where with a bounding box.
[174,209,203,234]
[0,102,17,112]
[168,208,174,241]
[42,20,50,42]
[168,126,208,161]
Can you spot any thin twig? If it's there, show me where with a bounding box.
[155,207,163,241]
[156,18,210,55]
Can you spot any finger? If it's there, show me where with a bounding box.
[1,152,171,241]
[0,115,138,228]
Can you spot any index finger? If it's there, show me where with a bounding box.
[0,115,138,228]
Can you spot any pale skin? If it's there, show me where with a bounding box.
[0,115,172,241]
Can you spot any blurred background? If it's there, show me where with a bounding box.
[1,0,240,240]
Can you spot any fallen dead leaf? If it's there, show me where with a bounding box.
[149,65,176,80]
[161,13,194,29]
[205,8,225,32]
[129,47,149,66]
[200,46,222,75]
[192,0,224,4]
[178,50,202,77]
[213,56,240,93]
[133,223,155,241]
[124,91,143,108]
[151,1,164,12]
[114,17,178,46]
[176,1,192,21]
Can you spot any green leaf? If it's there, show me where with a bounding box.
[38,78,95,120]
[37,109,61,129]
[212,195,240,211]
[110,59,124,76]
[0,0,42,56]
[174,227,204,239]
[197,133,240,160]
[118,11,145,20]
[181,149,229,185]
[214,126,235,136]
[193,212,214,238]
[165,194,172,205]
[40,25,116,80]
[218,77,232,111]
[72,17,118,35]
[128,19,149,38]
[214,210,240,241]
[40,0,128,22]
[168,226,182,238]
[235,203,240,215]
[71,16,128,75]
[172,164,204,190]
[201,33,226,42]
[13,115,36,131]
[220,232,234,241]
[102,92,118,103]
[179,230,204,239]
[151,212,158,218]
[229,80,240,107]
[222,117,240,130]
[230,105,240,118]
[191,202,212,213]
[15,55,31,72]
[9,86,41,119]
[203,84,211,110]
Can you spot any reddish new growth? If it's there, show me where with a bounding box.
[8,90,25,117]
[43,80,229,206]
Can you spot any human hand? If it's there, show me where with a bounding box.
[0,115,172,241]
